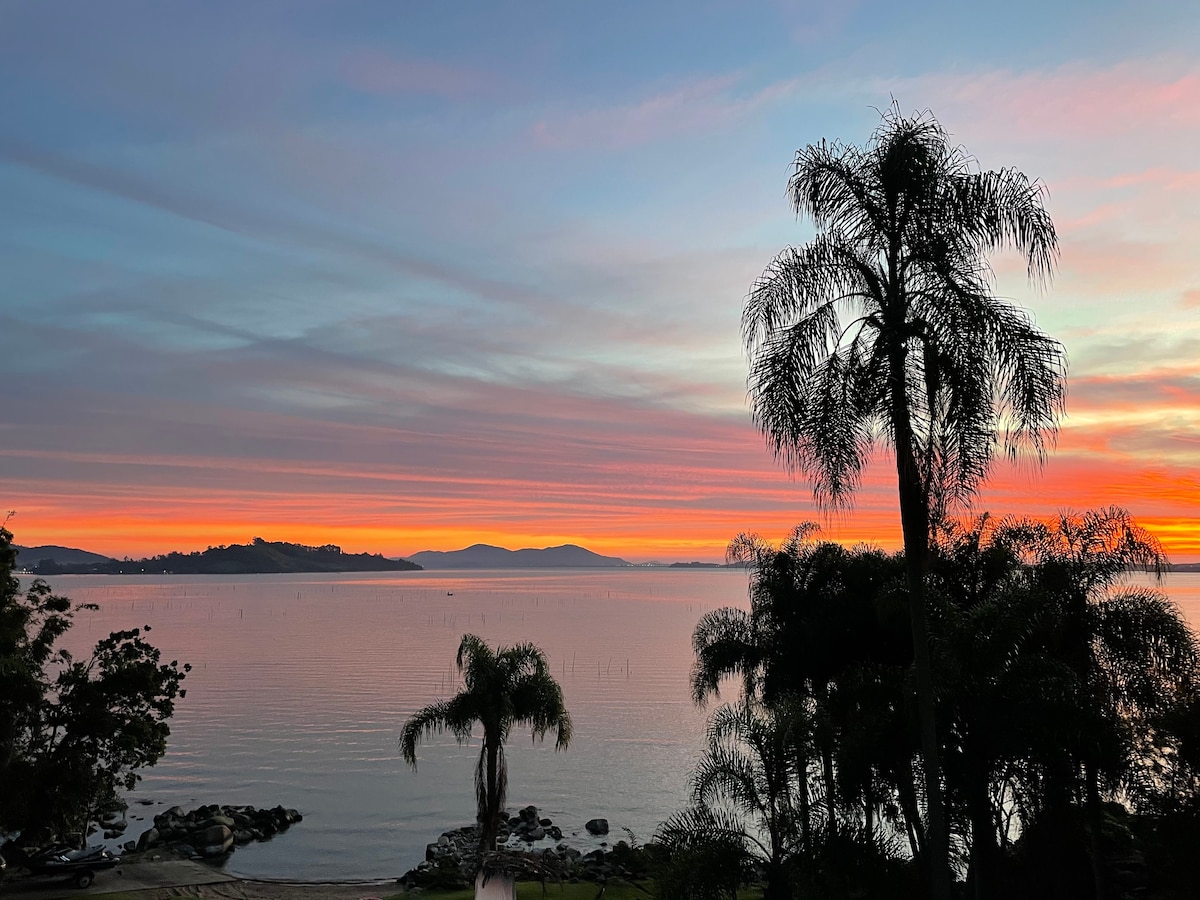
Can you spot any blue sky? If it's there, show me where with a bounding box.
[3,0,1199,560]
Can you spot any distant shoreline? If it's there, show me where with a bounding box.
[18,538,422,576]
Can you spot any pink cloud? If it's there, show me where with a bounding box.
[906,61,1200,143]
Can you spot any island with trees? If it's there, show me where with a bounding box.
[26,538,422,576]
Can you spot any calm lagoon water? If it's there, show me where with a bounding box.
[44,568,752,880]
[37,568,1200,881]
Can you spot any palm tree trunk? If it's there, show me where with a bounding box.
[764,856,788,900]
[1085,762,1109,900]
[814,683,838,838]
[481,738,501,853]
[896,755,925,862]
[865,778,875,850]
[966,758,996,900]
[891,371,952,900]
[797,744,812,855]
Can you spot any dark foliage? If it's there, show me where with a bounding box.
[673,511,1200,899]
[0,524,188,842]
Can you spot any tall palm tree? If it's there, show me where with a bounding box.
[400,634,572,855]
[742,105,1067,897]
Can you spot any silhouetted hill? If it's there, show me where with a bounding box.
[14,545,114,567]
[29,538,421,575]
[407,543,629,569]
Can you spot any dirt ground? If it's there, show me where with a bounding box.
[125,882,398,900]
[1,857,401,900]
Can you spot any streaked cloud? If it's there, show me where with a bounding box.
[530,74,804,150]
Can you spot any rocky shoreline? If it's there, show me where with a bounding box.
[128,803,304,858]
[403,805,641,890]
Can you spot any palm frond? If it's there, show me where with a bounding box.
[400,700,463,769]
[691,607,761,703]
[747,105,1064,531]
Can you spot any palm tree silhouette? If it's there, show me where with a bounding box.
[742,105,1066,897]
[400,634,572,855]
[659,699,806,900]
[931,509,1199,899]
[1017,509,1196,899]
[693,528,915,861]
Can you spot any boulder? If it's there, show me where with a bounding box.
[136,827,161,851]
[585,818,609,836]
[195,823,234,857]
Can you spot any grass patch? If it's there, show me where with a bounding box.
[401,883,650,900]
[401,882,762,900]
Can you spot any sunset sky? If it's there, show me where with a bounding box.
[2,1,1199,562]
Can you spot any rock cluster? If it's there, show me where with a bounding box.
[128,803,302,858]
[404,807,633,890]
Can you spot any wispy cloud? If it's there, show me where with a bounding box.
[530,74,803,150]
[883,59,1200,145]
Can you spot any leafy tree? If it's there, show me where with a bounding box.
[400,634,572,855]
[0,525,188,843]
[742,105,1066,897]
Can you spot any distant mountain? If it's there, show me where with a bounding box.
[27,538,422,575]
[407,543,630,569]
[14,545,114,567]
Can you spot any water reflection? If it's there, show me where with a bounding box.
[40,568,1200,880]
[47,569,750,880]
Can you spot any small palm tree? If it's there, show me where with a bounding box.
[400,634,572,855]
[659,699,806,900]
